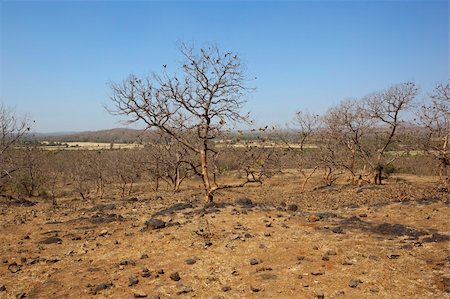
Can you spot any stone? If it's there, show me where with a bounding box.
[0,285,6,292]
[331,227,343,234]
[134,292,148,298]
[99,230,109,237]
[250,286,261,292]
[170,272,181,281]
[311,271,324,276]
[349,279,362,288]
[145,218,166,230]
[128,276,139,286]
[185,257,198,265]
[315,292,325,299]
[176,286,193,294]
[140,253,149,259]
[264,232,271,237]
[297,256,305,261]
[250,258,261,265]
[222,285,231,292]
[8,262,21,273]
[326,250,337,256]
[39,237,62,244]
[16,293,26,299]
[48,256,61,263]
[235,197,253,207]
[92,282,113,295]
[287,204,298,211]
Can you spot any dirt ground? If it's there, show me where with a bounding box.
[0,174,449,299]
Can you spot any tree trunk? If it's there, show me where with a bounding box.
[200,149,213,202]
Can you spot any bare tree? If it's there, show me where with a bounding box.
[418,80,450,181]
[363,82,418,184]
[0,104,30,191]
[108,43,256,202]
[323,99,373,184]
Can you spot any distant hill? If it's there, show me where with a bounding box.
[31,128,158,143]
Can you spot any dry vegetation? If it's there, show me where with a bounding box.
[0,45,449,298]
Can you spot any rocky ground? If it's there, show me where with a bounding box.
[0,177,449,299]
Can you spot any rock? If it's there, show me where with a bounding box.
[349,279,362,288]
[8,262,21,273]
[140,253,149,259]
[244,232,252,238]
[235,197,253,207]
[370,287,380,293]
[287,204,298,211]
[16,293,26,299]
[170,272,181,281]
[297,256,305,261]
[92,282,113,295]
[119,259,136,266]
[99,230,109,237]
[331,227,343,234]
[39,236,62,244]
[250,286,261,292]
[134,292,148,298]
[322,255,330,261]
[0,285,6,292]
[185,257,198,265]
[222,285,231,292]
[311,271,324,276]
[359,213,368,218]
[157,269,164,275]
[387,254,400,259]
[153,202,193,216]
[176,286,193,294]
[315,292,325,299]
[250,258,261,265]
[145,218,166,230]
[128,276,139,286]
[47,256,61,263]
[264,232,271,237]
[141,268,151,278]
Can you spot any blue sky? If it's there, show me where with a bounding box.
[1,0,448,132]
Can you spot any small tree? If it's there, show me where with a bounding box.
[418,80,449,181]
[0,104,30,192]
[108,43,256,202]
[363,82,418,184]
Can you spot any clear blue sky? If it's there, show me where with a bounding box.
[1,0,448,132]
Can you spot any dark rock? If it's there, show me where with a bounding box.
[134,292,148,298]
[8,262,21,273]
[370,288,380,293]
[39,237,62,244]
[250,258,261,265]
[222,286,231,292]
[387,254,400,259]
[297,256,305,261]
[157,269,164,275]
[128,276,139,286]
[359,213,368,218]
[422,233,450,243]
[256,267,273,272]
[153,203,193,216]
[170,272,181,281]
[287,204,298,212]
[322,255,330,261]
[140,253,149,259]
[16,293,26,299]
[349,280,359,288]
[326,250,337,256]
[235,197,253,207]
[311,271,324,276]
[250,286,260,292]
[185,257,198,265]
[119,259,136,266]
[47,256,60,263]
[90,213,125,224]
[244,232,253,238]
[315,292,325,299]
[141,268,151,278]
[332,227,343,234]
[88,203,116,211]
[317,212,338,219]
[144,218,166,230]
[264,232,271,237]
[92,282,113,294]
[0,285,6,292]
[176,286,193,295]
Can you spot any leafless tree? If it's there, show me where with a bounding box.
[363,82,418,184]
[323,99,373,184]
[0,104,30,192]
[108,43,257,202]
[418,80,449,181]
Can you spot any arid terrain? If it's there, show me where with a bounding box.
[1,174,449,299]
